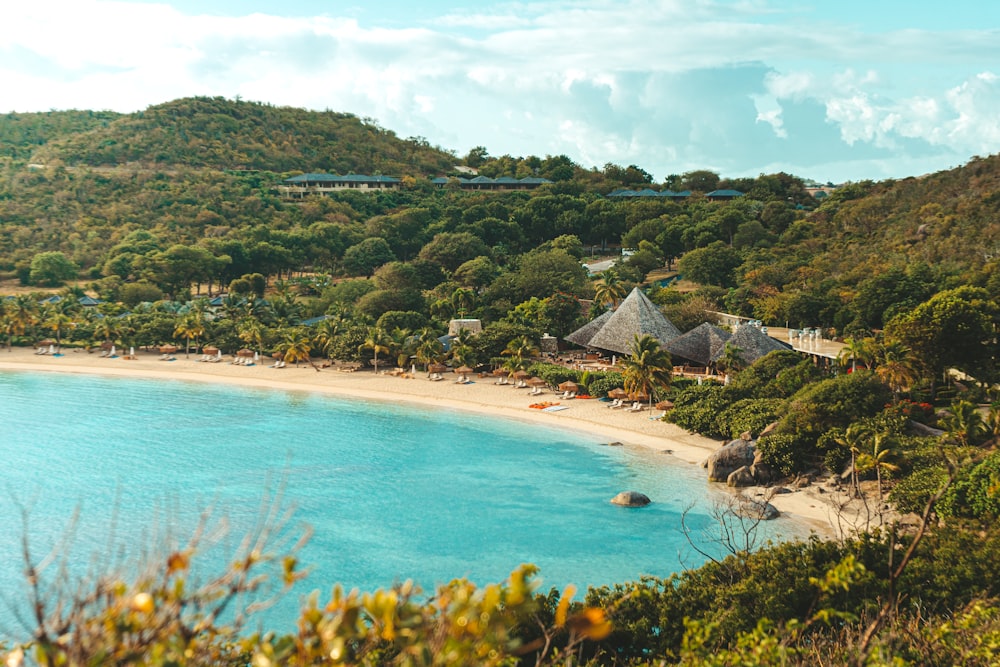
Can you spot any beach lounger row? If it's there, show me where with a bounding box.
[558,391,576,400]
[232,357,255,366]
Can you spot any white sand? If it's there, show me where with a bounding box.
[0,348,840,537]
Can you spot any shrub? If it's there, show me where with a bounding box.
[757,432,810,476]
[667,383,728,437]
[718,398,784,440]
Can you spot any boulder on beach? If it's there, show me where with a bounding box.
[727,466,756,487]
[610,491,651,507]
[705,438,756,482]
[734,497,780,520]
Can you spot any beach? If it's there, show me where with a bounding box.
[0,347,844,537]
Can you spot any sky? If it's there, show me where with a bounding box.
[2,0,999,184]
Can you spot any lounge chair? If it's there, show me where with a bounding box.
[607,398,623,408]
[528,387,544,396]
[515,380,528,388]
[627,402,644,412]
[495,377,509,385]
[429,373,444,381]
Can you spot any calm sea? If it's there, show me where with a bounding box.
[0,370,803,636]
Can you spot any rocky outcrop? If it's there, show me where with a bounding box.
[610,491,651,507]
[704,438,756,482]
[734,497,780,521]
[727,466,756,487]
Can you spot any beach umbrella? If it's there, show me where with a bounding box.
[629,392,649,403]
[159,344,178,354]
[491,368,509,377]
[455,365,474,375]
[428,363,448,374]
[655,400,675,411]
[272,351,284,360]
[237,348,254,358]
[558,380,579,392]
[529,377,547,387]
[38,338,56,347]
[513,369,530,380]
[607,387,627,400]
[202,345,220,355]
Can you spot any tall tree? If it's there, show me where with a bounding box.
[622,334,673,409]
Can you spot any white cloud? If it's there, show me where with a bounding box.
[1,0,999,182]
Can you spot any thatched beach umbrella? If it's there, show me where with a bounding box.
[38,338,56,347]
[455,365,474,375]
[655,400,675,411]
[237,348,254,358]
[159,344,178,354]
[429,363,448,374]
[529,376,547,387]
[202,345,219,356]
[607,387,628,400]
[513,369,530,380]
[492,368,509,377]
[558,380,579,393]
[629,392,649,403]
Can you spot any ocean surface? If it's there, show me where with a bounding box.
[0,370,804,636]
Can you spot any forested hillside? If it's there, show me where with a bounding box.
[0,109,122,161]
[26,96,457,173]
[2,98,1000,664]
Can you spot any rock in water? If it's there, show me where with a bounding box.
[610,491,651,507]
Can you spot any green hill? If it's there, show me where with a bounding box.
[27,96,458,174]
[0,109,122,162]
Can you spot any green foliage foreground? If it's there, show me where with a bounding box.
[6,491,1000,666]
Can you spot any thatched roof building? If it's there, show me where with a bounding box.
[728,324,793,365]
[564,287,681,354]
[666,322,731,366]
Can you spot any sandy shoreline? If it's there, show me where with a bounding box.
[0,347,840,537]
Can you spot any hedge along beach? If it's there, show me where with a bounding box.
[0,347,841,537]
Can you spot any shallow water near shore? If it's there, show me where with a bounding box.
[0,370,804,635]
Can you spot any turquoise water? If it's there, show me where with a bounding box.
[0,371,802,635]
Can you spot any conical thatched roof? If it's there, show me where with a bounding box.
[564,309,613,348]
[666,322,731,366]
[564,287,681,355]
[723,324,792,365]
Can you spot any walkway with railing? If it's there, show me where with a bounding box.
[708,312,846,361]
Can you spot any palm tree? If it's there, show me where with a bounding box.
[856,431,900,503]
[92,316,121,351]
[279,328,315,368]
[388,327,415,369]
[359,326,390,373]
[833,423,871,498]
[6,295,39,349]
[874,340,918,400]
[940,399,987,447]
[0,300,13,351]
[621,334,673,409]
[237,318,265,357]
[312,316,349,361]
[449,327,478,369]
[451,288,475,318]
[173,312,206,358]
[838,336,874,372]
[415,331,445,372]
[715,342,745,378]
[501,335,539,373]
[41,306,76,351]
[594,270,626,310]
